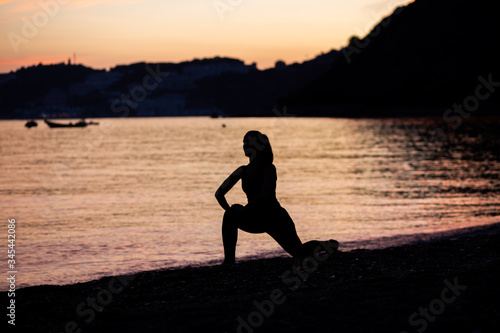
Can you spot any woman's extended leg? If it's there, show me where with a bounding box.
[267,207,339,257]
[266,207,307,257]
[267,226,304,257]
[269,229,337,257]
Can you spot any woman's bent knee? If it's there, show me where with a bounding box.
[230,204,245,212]
[224,204,245,220]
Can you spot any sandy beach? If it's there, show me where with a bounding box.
[8,222,500,333]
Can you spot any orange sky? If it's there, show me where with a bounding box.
[0,0,413,73]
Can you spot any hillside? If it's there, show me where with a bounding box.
[0,58,257,119]
[1,0,499,119]
[285,0,500,116]
[0,53,339,119]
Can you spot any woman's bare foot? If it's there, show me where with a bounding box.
[221,259,235,266]
[327,239,339,251]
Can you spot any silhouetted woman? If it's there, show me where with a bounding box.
[215,130,339,265]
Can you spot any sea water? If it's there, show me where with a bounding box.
[1,117,499,290]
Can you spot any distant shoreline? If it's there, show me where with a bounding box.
[2,111,500,121]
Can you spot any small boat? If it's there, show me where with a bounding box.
[25,120,38,128]
[44,119,87,128]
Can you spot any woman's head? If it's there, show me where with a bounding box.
[243,130,273,164]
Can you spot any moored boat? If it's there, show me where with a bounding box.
[25,120,38,128]
[44,119,87,128]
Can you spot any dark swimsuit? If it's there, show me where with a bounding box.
[241,164,278,206]
[224,163,312,256]
[235,164,297,235]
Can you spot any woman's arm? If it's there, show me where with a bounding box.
[215,166,245,211]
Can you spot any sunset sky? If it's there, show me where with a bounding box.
[0,0,412,73]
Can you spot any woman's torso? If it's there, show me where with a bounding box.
[241,163,278,205]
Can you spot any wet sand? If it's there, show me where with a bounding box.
[8,223,500,333]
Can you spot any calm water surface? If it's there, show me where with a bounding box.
[1,117,499,290]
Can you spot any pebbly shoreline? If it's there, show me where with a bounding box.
[7,223,500,333]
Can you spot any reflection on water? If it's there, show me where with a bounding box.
[0,117,499,289]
